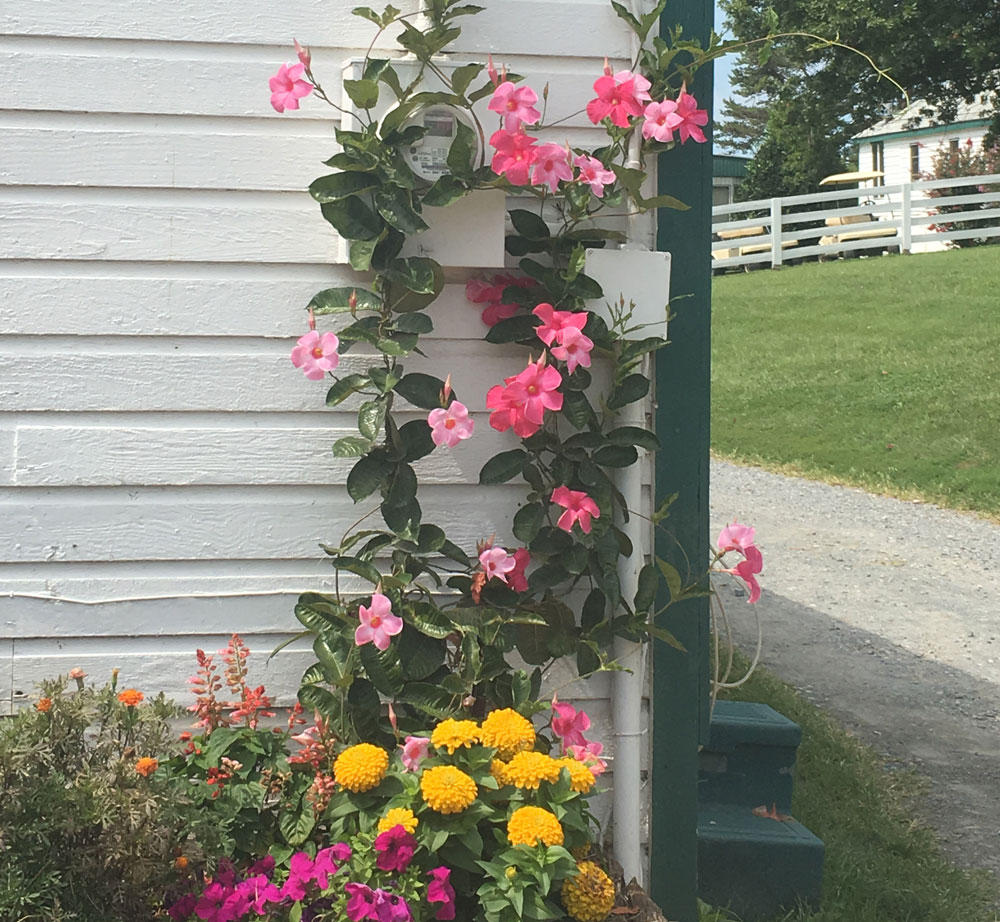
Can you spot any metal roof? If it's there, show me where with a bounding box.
[854,96,993,141]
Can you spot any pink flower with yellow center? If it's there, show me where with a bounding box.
[489,129,538,186]
[480,546,517,584]
[613,69,652,102]
[486,356,563,437]
[550,326,594,374]
[355,593,403,651]
[269,62,313,113]
[551,486,600,534]
[291,330,340,380]
[532,303,587,346]
[642,99,681,142]
[488,81,541,131]
[586,74,644,128]
[428,401,474,448]
[672,89,709,144]
[531,143,573,194]
[574,154,617,198]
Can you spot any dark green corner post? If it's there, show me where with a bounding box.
[649,1,714,920]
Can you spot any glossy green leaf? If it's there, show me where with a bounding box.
[479,449,527,485]
[423,175,468,207]
[510,208,551,240]
[397,419,436,462]
[394,311,433,334]
[634,562,658,614]
[309,287,382,315]
[593,444,639,468]
[606,426,661,450]
[344,77,380,109]
[332,435,374,457]
[394,373,445,409]
[346,452,393,502]
[512,502,545,543]
[309,172,379,203]
[607,373,651,409]
[360,642,405,696]
[297,683,341,721]
[358,399,387,442]
[349,236,380,272]
[656,557,683,603]
[405,602,456,639]
[450,62,485,96]
[447,121,477,176]
[326,374,370,407]
[376,187,429,233]
[321,197,383,240]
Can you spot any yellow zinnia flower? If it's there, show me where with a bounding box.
[421,765,478,814]
[556,757,596,793]
[507,805,564,847]
[333,743,389,793]
[378,807,419,834]
[505,750,562,789]
[480,708,535,759]
[491,758,512,787]
[562,861,615,922]
[430,718,480,754]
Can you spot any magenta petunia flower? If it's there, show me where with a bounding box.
[551,486,600,534]
[372,889,412,922]
[428,401,475,448]
[346,883,377,922]
[238,875,282,915]
[550,326,594,374]
[574,154,617,198]
[530,143,573,194]
[480,546,517,584]
[427,867,457,921]
[672,88,709,144]
[314,844,350,889]
[355,593,403,651]
[269,62,313,113]
[291,330,340,380]
[401,735,431,771]
[374,825,418,873]
[488,81,541,131]
[489,129,538,185]
[586,74,644,128]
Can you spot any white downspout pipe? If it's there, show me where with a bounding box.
[611,7,654,886]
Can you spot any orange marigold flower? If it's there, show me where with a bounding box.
[507,805,564,847]
[174,856,189,870]
[118,688,145,707]
[36,697,53,713]
[135,757,159,777]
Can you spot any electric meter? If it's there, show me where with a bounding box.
[397,104,480,183]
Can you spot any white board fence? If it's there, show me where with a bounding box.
[712,172,1000,269]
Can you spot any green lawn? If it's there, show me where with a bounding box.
[711,248,1000,517]
[704,654,999,922]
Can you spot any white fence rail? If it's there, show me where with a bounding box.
[712,173,1000,270]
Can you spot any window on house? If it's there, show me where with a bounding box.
[950,138,960,153]
[871,141,885,184]
[910,143,921,180]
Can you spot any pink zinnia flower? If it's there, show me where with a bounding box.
[586,74,644,128]
[346,883,377,922]
[574,154,616,197]
[531,143,573,194]
[355,593,403,651]
[428,401,474,448]
[401,735,431,771]
[427,868,457,921]
[374,826,417,872]
[480,546,517,584]
[642,99,681,142]
[550,326,594,374]
[551,694,591,750]
[725,545,763,603]
[291,330,339,380]
[488,81,541,131]
[532,302,587,346]
[717,522,757,555]
[269,62,313,113]
[489,129,538,185]
[509,548,530,592]
[673,88,709,144]
[551,486,600,534]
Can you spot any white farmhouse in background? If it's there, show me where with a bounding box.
[852,95,994,252]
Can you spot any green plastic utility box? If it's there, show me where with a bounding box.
[697,701,824,920]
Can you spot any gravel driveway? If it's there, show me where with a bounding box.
[710,459,1000,878]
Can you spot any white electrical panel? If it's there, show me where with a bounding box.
[583,248,672,340]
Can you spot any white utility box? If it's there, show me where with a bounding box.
[584,248,672,339]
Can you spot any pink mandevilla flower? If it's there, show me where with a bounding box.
[428,401,474,448]
[725,545,763,603]
[509,548,530,592]
[586,74,644,128]
[488,81,542,131]
[401,735,431,771]
[574,154,616,198]
[374,826,417,873]
[613,69,652,102]
[293,39,311,70]
[568,740,608,777]
[269,62,313,113]
[427,867,457,921]
[531,143,573,194]
[551,486,600,534]
[551,694,591,750]
[479,546,517,584]
[717,522,757,555]
[641,99,681,142]
[355,593,403,651]
[673,88,709,144]
[486,356,563,437]
[291,330,339,380]
[550,326,594,374]
[532,302,587,346]
[489,129,538,185]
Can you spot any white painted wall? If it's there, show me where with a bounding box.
[0,3,657,838]
[859,127,991,252]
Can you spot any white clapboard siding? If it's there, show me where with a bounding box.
[0,5,656,860]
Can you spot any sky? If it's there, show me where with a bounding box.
[713,2,739,154]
